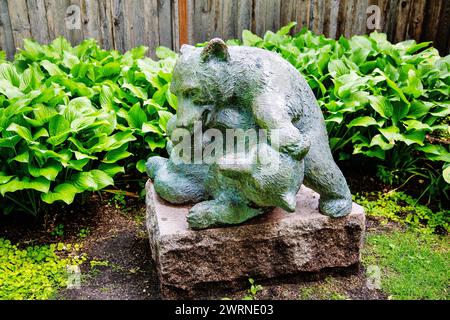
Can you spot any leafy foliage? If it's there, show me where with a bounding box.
[0,38,177,214]
[0,238,86,299]
[236,23,450,200]
[363,231,449,300]
[1,25,449,213]
[355,191,449,234]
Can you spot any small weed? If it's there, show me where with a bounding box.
[78,227,90,239]
[355,191,449,234]
[90,259,110,269]
[0,238,86,299]
[110,193,127,210]
[298,277,347,300]
[242,278,263,300]
[50,224,65,237]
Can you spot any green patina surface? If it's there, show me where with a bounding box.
[147,39,352,229]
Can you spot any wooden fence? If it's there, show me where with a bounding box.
[1,0,449,60]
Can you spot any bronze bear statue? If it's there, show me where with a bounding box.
[147,39,352,229]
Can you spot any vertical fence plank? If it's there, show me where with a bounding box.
[393,0,412,43]
[336,0,352,38]
[367,0,389,33]
[266,0,281,32]
[436,0,450,55]
[237,0,252,37]
[158,0,173,49]
[385,0,399,42]
[172,0,179,51]
[222,0,238,40]
[421,0,443,45]
[45,0,68,40]
[98,0,114,50]
[0,0,15,59]
[328,0,340,38]
[253,0,267,36]
[340,0,368,37]
[192,0,222,43]
[178,0,188,46]
[27,0,50,44]
[310,0,325,35]
[81,0,101,41]
[405,0,426,42]
[111,0,125,52]
[354,0,368,35]
[280,0,296,31]
[123,0,158,52]
[7,0,31,49]
[66,0,83,45]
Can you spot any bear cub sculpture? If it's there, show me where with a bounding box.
[147,38,352,229]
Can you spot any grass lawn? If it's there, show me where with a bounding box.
[363,230,449,300]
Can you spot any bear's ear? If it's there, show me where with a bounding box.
[180,44,195,56]
[201,38,229,62]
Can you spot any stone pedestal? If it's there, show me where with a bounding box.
[146,180,365,299]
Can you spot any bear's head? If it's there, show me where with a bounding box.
[170,39,232,132]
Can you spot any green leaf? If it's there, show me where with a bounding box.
[402,120,432,132]
[398,131,426,146]
[379,126,403,143]
[0,79,24,99]
[0,177,50,196]
[165,87,178,109]
[347,116,379,128]
[11,151,30,163]
[127,103,148,129]
[156,47,177,60]
[90,170,114,190]
[0,64,21,87]
[98,163,125,177]
[370,134,394,151]
[416,145,450,162]
[6,123,33,142]
[102,144,132,163]
[242,30,263,47]
[123,82,148,100]
[376,69,410,105]
[142,122,163,135]
[28,161,62,181]
[41,183,81,205]
[276,22,297,36]
[47,115,70,146]
[403,69,424,98]
[146,136,166,151]
[136,160,147,173]
[67,159,90,171]
[72,170,114,192]
[158,111,174,133]
[368,96,393,119]
[407,100,432,119]
[40,60,64,76]
[62,51,80,69]
[443,166,450,184]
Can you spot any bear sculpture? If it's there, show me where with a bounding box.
[147,39,352,229]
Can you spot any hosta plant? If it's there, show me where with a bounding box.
[0,38,177,214]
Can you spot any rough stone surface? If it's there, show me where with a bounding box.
[146,180,365,299]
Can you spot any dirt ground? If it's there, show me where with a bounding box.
[0,184,391,300]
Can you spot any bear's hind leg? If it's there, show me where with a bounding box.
[187,200,264,229]
[146,156,209,204]
[303,139,352,218]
